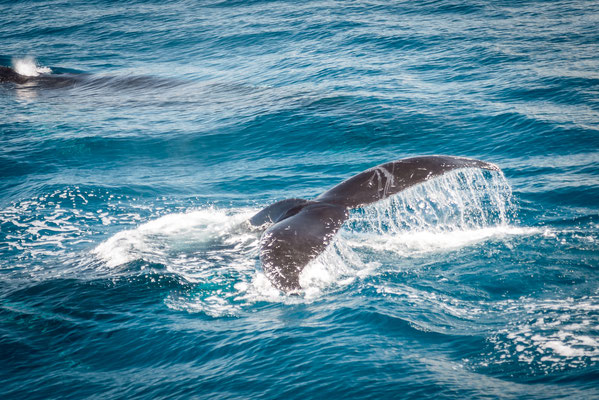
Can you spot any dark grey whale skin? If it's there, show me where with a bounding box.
[0,66,30,84]
[250,156,500,292]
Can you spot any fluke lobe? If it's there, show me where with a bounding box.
[249,155,500,292]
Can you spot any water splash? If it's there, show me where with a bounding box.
[348,168,514,234]
[286,169,526,298]
[12,57,51,77]
[93,207,258,276]
[92,169,534,315]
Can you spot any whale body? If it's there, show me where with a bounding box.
[249,155,500,292]
[1,64,183,91]
[0,65,81,88]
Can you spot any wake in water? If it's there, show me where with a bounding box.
[91,168,536,315]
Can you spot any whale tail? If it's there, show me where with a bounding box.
[252,155,501,292]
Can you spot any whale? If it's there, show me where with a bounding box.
[249,155,500,292]
[1,65,185,92]
[0,65,82,88]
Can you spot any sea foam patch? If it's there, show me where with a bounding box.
[93,207,258,273]
[347,225,540,256]
[485,296,599,372]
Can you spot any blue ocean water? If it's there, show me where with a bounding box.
[1,0,598,398]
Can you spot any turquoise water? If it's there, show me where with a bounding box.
[1,1,598,398]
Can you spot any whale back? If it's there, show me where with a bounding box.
[0,66,29,84]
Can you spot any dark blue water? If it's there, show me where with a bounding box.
[1,1,598,398]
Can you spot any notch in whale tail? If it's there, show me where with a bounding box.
[252,155,501,292]
[249,198,313,227]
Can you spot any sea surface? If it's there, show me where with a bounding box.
[1,1,598,399]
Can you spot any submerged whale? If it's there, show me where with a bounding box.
[249,155,500,292]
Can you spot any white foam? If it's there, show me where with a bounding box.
[233,272,292,304]
[298,237,378,297]
[93,207,257,271]
[166,292,242,318]
[347,225,539,255]
[490,297,599,371]
[12,57,51,77]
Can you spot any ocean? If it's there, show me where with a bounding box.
[1,0,598,398]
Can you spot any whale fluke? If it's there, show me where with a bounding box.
[251,155,500,292]
[260,202,348,291]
